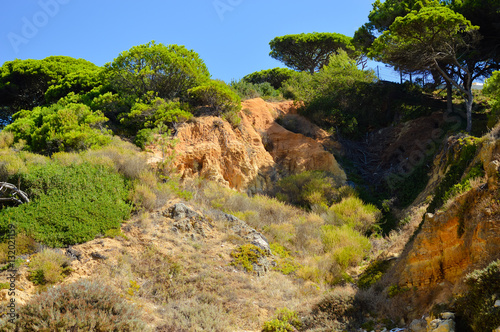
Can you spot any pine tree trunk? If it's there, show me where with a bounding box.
[466,91,473,133]
[446,81,454,113]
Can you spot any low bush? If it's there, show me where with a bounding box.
[357,259,392,290]
[28,249,71,285]
[4,102,111,154]
[329,196,381,234]
[230,244,268,273]
[456,260,500,332]
[270,243,301,275]
[120,96,193,134]
[0,233,37,264]
[321,225,371,269]
[243,67,297,89]
[189,80,241,116]
[0,131,14,149]
[0,161,130,247]
[0,279,149,331]
[162,299,232,332]
[262,308,302,332]
[274,171,345,210]
[230,80,282,100]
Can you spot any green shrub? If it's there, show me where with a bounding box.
[456,260,500,332]
[262,308,302,332]
[321,225,371,269]
[121,96,193,134]
[0,162,130,247]
[230,80,282,100]
[274,171,344,210]
[222,107,242,127]
[243,67,297,89]
[329,196,381,234]
[189,80,241,116]
[443,163,484,203]
[270,243,300,275]
[230,244,267,273]
[5,103,111,154]
[357,259,392,289]
[387,284,412,298]
[135,128,155,149]
[0,279,149,331]
[28,249,71,285]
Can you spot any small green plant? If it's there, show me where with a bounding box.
[104,228,128,240]
[4,103,111,154]
[0,283,9,290]
[28,249,72,285]
[456,260,500,332]
[262,308,302,332]
[361,320,376,331]
[387,284,411,298]
[126,280,141,297]
[230,244,267,273]
[274,171,344,210]
[357,259,392,289]
[321,225,371,268]
[329,196,382,234]
[270,243,300,275]
[189,79,241,116]
[443,163,484,204]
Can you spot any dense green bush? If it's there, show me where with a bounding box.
[188,80,241,116]
[0,161,130,247]
[230,80,281,100]
[357,259,392,289]
[283,50,376,135]
[121,96,193,133]
[484,71,500,128]
[329,196,381,234]
[243,67,298,89]
[230,244,267,273]
[0,279,148,331]
[105,41,210,101]
[274,171,345,210]
[5,102,111,154]
[262,308,302,332]
[0,56,102,119]
[282,51,441,137]
[456,260,500,332]
[321,225,371,269]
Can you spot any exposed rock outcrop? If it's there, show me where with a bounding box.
[149,98,346,193]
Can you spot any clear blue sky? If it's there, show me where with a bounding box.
[1,0,400,82]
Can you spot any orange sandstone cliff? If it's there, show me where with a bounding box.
[152,98,346,192]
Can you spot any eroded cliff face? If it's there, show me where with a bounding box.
[388,134,500,315]
[152,98,346,192]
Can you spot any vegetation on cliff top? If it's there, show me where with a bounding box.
[0,0,499,329]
